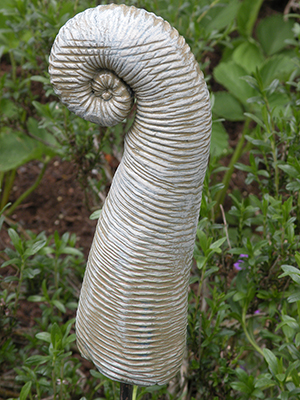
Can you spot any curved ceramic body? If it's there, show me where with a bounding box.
[49,4,211,386]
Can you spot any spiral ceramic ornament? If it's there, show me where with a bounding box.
[49,4,211,387]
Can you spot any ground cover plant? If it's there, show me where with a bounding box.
[0,0,300,399]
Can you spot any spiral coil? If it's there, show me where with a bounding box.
[49,4,211,386]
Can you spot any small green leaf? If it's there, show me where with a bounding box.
[1,98,19,118]
[197,230,207,252]
[26,354,50,365]
[210,121,229,157]
[8,228,22,254]
[244,113,265,128]
[62,333,76,347]
[213,61,255,106]
[65,301,78,310]
[285,360,300,381]
[41,279,50,302]
[296,333,300,348]
[62,247,83,256]
[0,129,45,172]
[32,101,53,119]
[63,318,76,338]
[232,40,265,74]
[235,367,249,382]
[189,276,199,284]
[287,292,300,303]
[236,0,264,37]
[51,322,62,348]
[210,237,227,250]
[20,381,32,400]
[89,209,102,220]
[3,276,19,283]
[252,389,265,398]
[280,265,300,275]
[30,75,50,84]
[287,181,300,192]
[279,265,300,284]
[1,257,21,268]
[204,266,219,278]
[54,230,61,251]
[257,15,294,56]
[233,291,246,302]
[24,239,46,257]
[202,0,240,32]
[275,373,285,382]
[278,164,299,178]
[27,117,58,149]
[90,369,103,379]
[196,255,206,270]
[263,348,278,375]
[36,332,51,343]
[259,55,296,87]
[52,300,66,313]
[255,374,275,389]
[28,295,46,302]
[23,268,41,279]
[213,91,245,121]
[231,381,252,394]
[295,252,300,267]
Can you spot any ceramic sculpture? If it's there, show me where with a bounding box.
[49,3,211,387]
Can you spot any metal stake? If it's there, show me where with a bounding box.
[120,383,133,400]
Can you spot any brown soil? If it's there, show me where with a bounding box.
[0,158,97,257]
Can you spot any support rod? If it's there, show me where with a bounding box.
[120,383,133,400]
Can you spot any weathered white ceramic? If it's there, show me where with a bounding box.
[49,3,211,387]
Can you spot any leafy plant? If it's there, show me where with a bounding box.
[15,319,80,400]
[1,0,300,399]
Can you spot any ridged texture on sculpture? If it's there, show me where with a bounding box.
[49,4,211,387]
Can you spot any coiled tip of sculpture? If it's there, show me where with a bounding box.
[49,31,134,126]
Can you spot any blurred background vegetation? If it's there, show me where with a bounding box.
[1,0,300,399]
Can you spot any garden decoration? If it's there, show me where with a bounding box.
[49,3,211,397]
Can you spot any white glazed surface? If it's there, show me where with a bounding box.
[49,4,211,386]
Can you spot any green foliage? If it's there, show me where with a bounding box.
[0,0,121,213]
[256,15,295,56]
[186,3,300,399]
[236,0,264,37]
[0,228,87,399]
[1,0,300,399]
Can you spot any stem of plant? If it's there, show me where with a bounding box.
[52,363,57,400]
[197,0,221,23]
[9,50,17,82]
[263,91,280,198]
[14,259,25,315]
[270,137,279,198]
[60,361,63,400]
[214,118,250,218]
[132,385,138,400]
[6,159,49,217]
[0,171,4,203]
[1,169,16,210]
[242,305,264,357]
